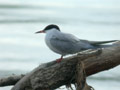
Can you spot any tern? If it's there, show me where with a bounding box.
[36,24,117,62]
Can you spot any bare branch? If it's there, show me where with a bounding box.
[0,42,120,90]
[0,75,24,87]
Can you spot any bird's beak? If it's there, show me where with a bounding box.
[35,30,45,34]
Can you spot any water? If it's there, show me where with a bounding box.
[0,0,120,90]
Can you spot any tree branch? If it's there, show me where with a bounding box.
[0,42,120,90]
[0,75,24,87]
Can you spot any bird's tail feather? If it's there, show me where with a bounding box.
[94,44,114,49]
[89,40,118,45]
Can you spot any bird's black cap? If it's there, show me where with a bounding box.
[35,24,60,34]
[43,24,60,31]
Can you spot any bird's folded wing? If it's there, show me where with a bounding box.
[49,33,80,53]
[51,33,80,43]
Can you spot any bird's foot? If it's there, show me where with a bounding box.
[56,58,63,63]
[56,56,63,63]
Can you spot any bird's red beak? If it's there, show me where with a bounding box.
[35,30,45,34]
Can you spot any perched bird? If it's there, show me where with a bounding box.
[36,24,117,62]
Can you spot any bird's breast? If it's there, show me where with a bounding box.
[45,33,63,55]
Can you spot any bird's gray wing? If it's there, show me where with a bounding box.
[50,33,80,54]
[59,33,80,43]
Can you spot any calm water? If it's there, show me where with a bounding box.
[0,0,120,90]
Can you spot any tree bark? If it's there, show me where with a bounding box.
[0,42,120,90]
[0,75,24,87]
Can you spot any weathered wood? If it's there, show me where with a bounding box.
[84,42,120,76]
[0,42,120,90]
[0,75,24,87]
[75,61,92,90]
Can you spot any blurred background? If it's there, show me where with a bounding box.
[0,0,120,90]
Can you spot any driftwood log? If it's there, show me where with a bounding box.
[0,41,120,90]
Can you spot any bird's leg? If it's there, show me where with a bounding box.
[56,55,63,63]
